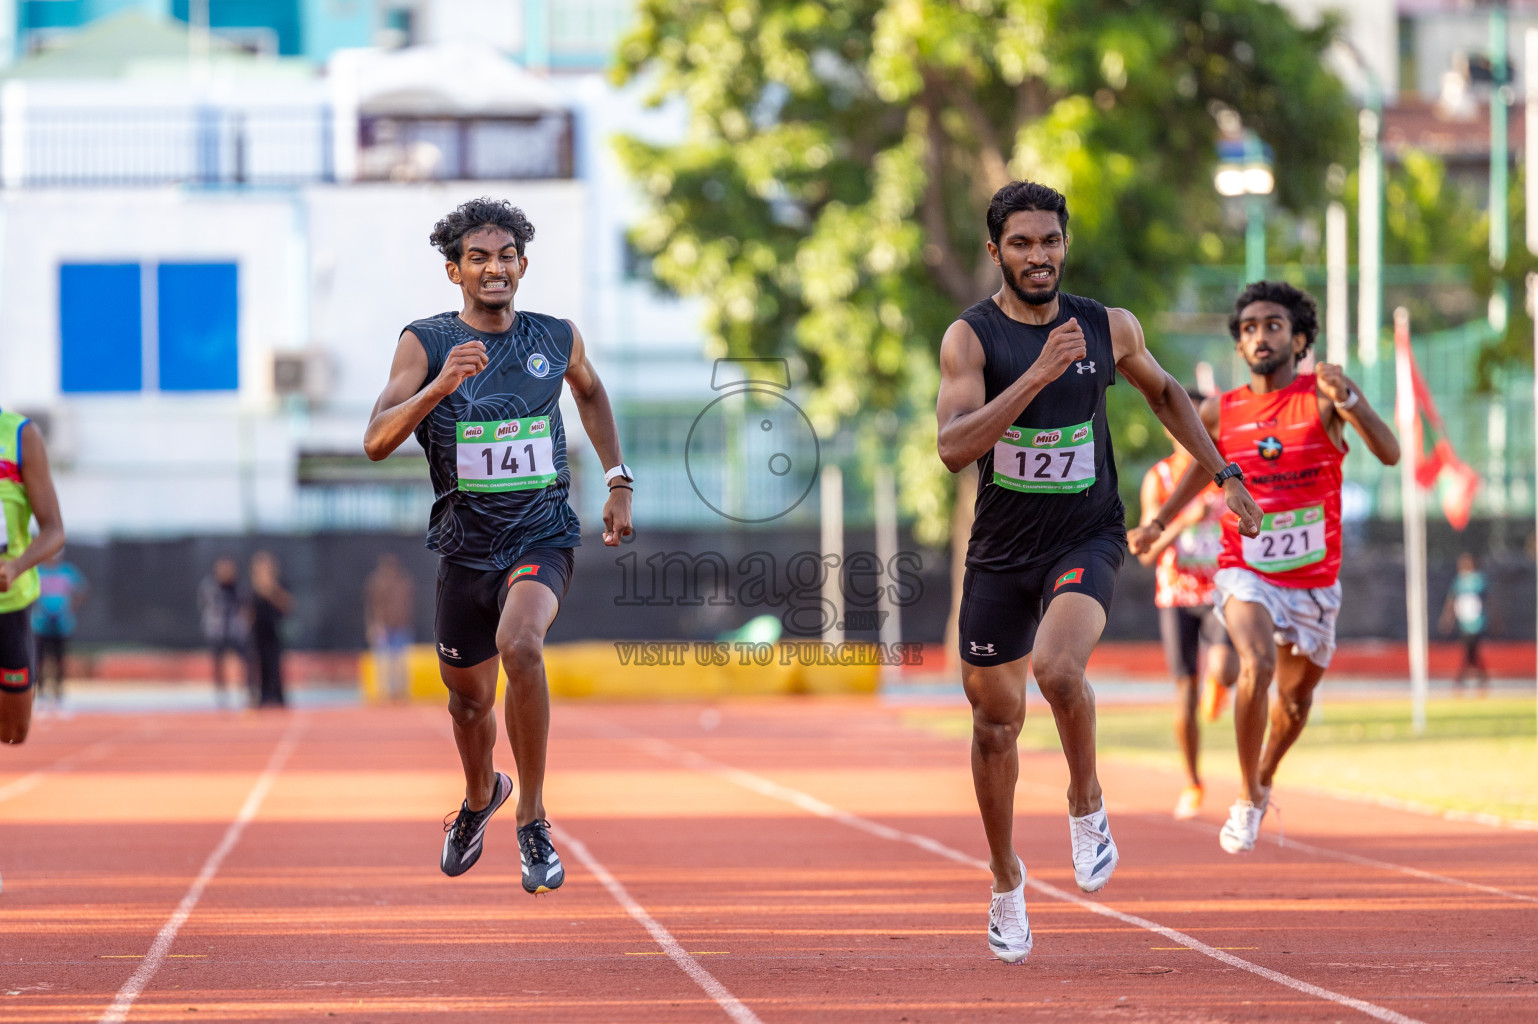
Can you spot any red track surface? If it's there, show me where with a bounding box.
[2,701,1535,1023]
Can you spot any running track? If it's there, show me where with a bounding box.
[1,701,1534,1023]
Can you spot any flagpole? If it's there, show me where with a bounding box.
[1531,271,1538,742]
[1395,307,1430,735]
[1527,26,1538,742]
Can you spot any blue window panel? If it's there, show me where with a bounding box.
[157,263,239,392]
[59,263,142,393]
[171,0,302,56]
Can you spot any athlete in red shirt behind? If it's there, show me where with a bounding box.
[1130,281,1399,853]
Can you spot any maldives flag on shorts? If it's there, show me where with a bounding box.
[1395,329,1481,531]
[1054,568,1084,591]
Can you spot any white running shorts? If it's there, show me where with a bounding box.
[1211,567,1342,668]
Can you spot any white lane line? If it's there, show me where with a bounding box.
[1288,784,1538,832]
[621,733,1427,1024]
[554,826,763,1024]
[0,724,145,804]
[1161,816,1538,906]
[97,718,305,1024]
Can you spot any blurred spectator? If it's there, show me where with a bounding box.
[249,552,292,708]
[364,553,415,703]
[1439,553,1490,693]
[31,550,86,706]
[198,557,247,707]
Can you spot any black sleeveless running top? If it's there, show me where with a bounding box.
[962,292,1125,572]
[407,310,582,571]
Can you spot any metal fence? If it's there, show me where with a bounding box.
[1,106,577,187]
[10,106,334,187]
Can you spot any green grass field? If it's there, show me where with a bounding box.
[905,695,1538,824]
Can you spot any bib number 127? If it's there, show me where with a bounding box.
[993,420,1095,494]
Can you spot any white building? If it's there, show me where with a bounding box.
[0,3,717,539]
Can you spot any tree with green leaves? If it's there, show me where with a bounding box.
[614,0,1355,544]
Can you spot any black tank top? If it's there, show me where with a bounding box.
[962,292,1125,572]
[408,310,582,571]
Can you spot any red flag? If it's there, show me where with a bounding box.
[1397,335,1482,531]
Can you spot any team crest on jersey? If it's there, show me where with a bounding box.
[1033,430,1061,447]
[1054,568,1084,590]
[527,352,551,377]
[495,421,520,440]
[1257,435,1283,460]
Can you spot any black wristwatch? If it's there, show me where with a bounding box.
[1213,462,1244,487]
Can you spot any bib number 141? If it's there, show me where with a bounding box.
[993,420,1095,494]
[456,418,557,493]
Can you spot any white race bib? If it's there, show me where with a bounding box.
[993,420,1095,494]
[1241,504,1326,572]
[456,417,557,493]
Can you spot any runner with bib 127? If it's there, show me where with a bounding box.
[935,180,1263,966]
[1129,281,1400,856]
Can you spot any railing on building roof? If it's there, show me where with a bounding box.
[0,105,576,186]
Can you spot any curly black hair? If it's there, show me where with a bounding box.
[987,180,1069,246]
[429,197,535,263]
[1228,280,1319,363]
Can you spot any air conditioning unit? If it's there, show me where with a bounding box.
[271,350,333,405]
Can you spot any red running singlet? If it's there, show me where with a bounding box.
[1216,374,1346,588]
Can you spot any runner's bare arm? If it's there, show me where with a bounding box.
[936,316,1084,471]
[564,321,633,546]
[363,329,488,461]
[1134,467,1204,566]
[1111,309,1261,540]
[1314,363,1400,466]
[0,424,65,592]
[1129,398,1242,554]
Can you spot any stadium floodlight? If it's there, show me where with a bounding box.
[1214,130,1274,282]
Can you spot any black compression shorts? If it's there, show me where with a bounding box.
[0,608,34,692]
[1158,605,1230,679]
[958,530,1124,666]
[433,547,575,669]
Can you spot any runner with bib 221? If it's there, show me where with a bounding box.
[1129,281,1399,856]
[936,181,1263,965]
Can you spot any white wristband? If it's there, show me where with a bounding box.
[1336,389,1359,412]
[604,463,634,485]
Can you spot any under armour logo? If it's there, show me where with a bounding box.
[438,643,459,659]
[970,642,995,655]
[1075,361,1096,374]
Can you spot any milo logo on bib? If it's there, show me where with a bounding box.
[495,421,520,440]
[993,419,1096,494]
[462,425,484,440]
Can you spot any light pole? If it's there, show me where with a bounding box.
[1215,131,1275,284]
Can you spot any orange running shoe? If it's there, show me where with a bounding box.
[1174,785,1203,820]
[1200,676,1230,722]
